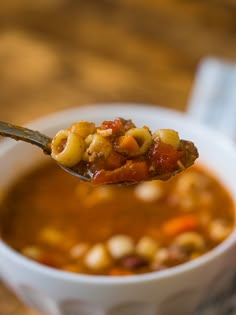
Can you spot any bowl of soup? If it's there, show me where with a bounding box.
[0,104,236,315]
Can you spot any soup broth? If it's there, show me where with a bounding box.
[0,162,235,276]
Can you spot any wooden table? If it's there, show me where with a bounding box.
[0,1,236,314]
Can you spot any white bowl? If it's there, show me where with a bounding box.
[0,104,236,315]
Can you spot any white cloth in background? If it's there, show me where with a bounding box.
[188,57,236,142]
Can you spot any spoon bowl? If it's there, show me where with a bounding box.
[0,119,198,185]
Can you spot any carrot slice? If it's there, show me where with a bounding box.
[105,151,125,170]
[118,135,140,155]
[162,215,199,238]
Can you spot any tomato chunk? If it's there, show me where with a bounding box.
[150,141,184,174]
[92,160,149,184]
[100,119,122,135]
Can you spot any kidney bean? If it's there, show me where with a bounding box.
[120,254,148,270]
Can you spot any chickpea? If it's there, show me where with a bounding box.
[136,236,159,260]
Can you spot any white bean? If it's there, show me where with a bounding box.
[84,244,111,271]
[107,235,135,259]
[70,243,89,259]
[134,181,163,202]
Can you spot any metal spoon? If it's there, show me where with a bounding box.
[0,121,90,182]
[0,121,198,185]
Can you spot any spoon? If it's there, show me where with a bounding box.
[0,121,198,185]
[0,121,90,182]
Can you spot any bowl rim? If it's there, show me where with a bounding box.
[0,103,236,285]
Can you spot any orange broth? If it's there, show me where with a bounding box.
[0,161,235,276]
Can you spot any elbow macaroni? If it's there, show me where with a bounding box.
[51,123,180,165]
[153,129,180,149]
[51,127,112,166]
[126,127,152,155]
[51,130,85,167]
[71,121,96,138]
[83,134,112,162]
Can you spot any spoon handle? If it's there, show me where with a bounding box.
[0,121,52,154]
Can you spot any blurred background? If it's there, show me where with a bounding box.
[1,0,236,125]
[1,0,236,314]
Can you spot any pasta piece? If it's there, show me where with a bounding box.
[71,121,96,138]
[173,232,205,252]
[125,127,152,155]
[51,130,85,167]
[153,129,180,149]
[83,134,112,162]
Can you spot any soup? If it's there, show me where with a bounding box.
[0,162,234,276]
